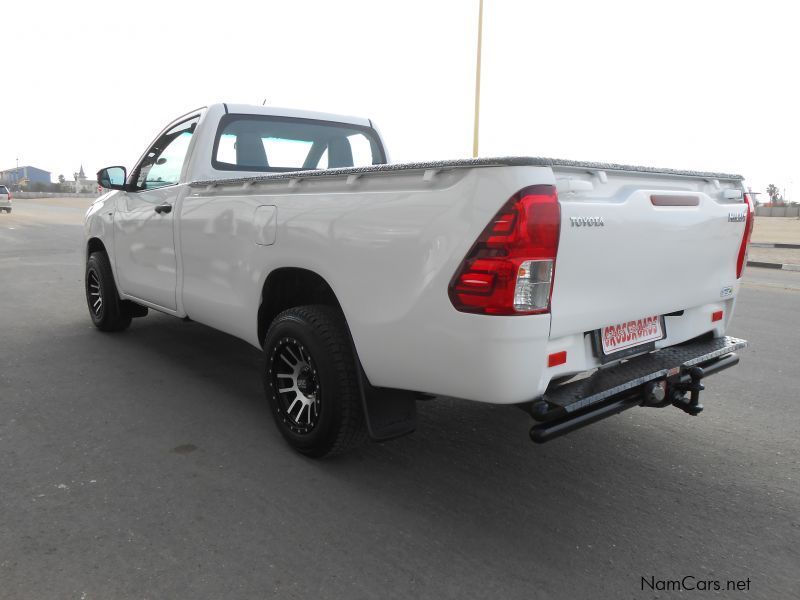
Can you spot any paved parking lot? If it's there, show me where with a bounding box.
[1,199,798,599]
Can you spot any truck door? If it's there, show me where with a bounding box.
[114,115,199,310]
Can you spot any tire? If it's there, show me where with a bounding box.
[85,251,132,332]
[263,305,367,457]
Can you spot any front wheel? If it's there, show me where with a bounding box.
[263,305,367,457]
[85,251,132,332]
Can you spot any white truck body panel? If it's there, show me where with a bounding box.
[113,184,181,311]
[182,164,558,403]
[551,170,745,339]
[86,104,749,406]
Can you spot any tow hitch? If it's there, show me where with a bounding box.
[528,336,746,443]
[670,366,705,415]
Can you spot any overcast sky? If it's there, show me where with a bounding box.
[2,0,797,200]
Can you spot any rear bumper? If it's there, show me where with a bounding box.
[528,335,747,443]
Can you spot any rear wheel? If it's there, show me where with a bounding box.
[85,251,132,332]
[263,305,367,457]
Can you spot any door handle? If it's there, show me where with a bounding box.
[154,203,172,214]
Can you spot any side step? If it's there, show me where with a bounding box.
[529,336,747,443]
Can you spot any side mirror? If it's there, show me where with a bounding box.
[97,166,127,191]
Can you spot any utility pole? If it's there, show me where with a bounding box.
[472,0,483,158]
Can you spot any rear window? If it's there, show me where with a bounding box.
[212,114,385,172]
[0,186,8,194]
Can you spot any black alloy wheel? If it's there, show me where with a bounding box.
[263,305,367,457]
[85,251,132,332]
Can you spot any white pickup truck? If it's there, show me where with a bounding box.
[86,103,751,456]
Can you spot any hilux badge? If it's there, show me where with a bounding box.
[570,216,604,227]
[728,212,746,222]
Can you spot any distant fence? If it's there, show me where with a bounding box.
[12,191,100,199]
[755,206,800,217]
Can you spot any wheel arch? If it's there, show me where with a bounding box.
[258,267,418,443]
[86,236,107,260]
[257,267,344,346]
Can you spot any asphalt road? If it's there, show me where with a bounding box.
[1,199,798,599]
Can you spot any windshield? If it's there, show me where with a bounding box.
[212,114,385,172]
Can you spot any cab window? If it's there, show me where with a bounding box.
[212,114,385,172]
[133,116,199,190]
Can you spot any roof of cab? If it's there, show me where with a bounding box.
[217,103,372,128]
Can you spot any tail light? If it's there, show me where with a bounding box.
[448,185,560,315]
[7,192,11,202]
[735,192,754,279]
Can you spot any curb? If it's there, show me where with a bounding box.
[750,242,800,249]
[747,260,800,272]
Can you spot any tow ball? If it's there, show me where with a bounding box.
[643,367,705,415]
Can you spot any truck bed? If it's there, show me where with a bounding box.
[191,156,743,187]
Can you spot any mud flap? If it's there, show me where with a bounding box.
[122,300,148,318]
[355,361,416,441]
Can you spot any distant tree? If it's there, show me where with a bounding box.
[58,174,65,184]
[766,184,784,205]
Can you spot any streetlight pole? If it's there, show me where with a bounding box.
[472,0,484,158]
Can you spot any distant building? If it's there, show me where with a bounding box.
[0,165,52,188]
[65,165,98,193]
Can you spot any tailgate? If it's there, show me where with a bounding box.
[550,169,748,340]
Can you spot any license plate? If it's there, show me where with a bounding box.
[601,316,664,355]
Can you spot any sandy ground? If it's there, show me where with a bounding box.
[10,196,96,210]
[752,216,800,244]
[4,196,94,225]
[750,217,800,266]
